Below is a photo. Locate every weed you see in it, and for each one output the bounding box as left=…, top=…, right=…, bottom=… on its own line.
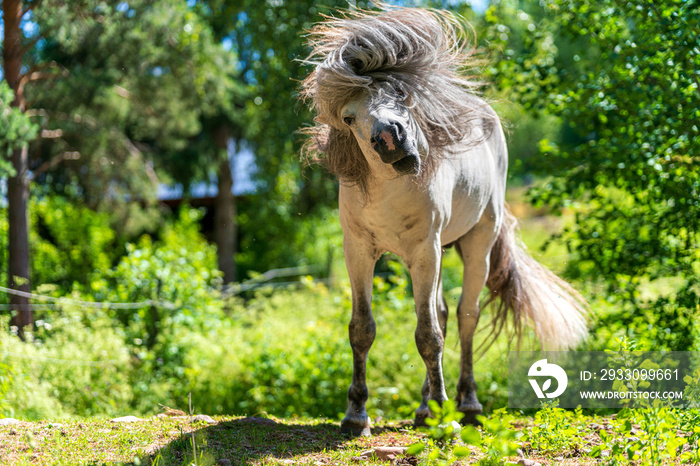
left=523, top=401, right=581, bottom=455
left=407, top=402, right=520, bottom=465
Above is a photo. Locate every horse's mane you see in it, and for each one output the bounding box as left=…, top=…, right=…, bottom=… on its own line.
left=301, top=6, right=496, bottom=194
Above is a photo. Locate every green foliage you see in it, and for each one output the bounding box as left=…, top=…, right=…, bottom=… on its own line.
left=0, top=359, right=12, bottom=417
left=407, top=400, right=465, bottom=464
left=591, top=406, right=689, bottom=465
left=30, top=196, right=117, bottom=290
left=467, top=410, right=521, bottom=466
left=407, top=402, right=520, bottom=465
left=0, top=195, right=118, bottom=300
left=0, top=81, right=38, bottom=177
left=24, top=0, right=242, bottom=233
left=523, top=401, right=581, bottom=454
left=0, top=312, right=132, bottom=420
left=487, top=0, right=699, bottom=349
left=94, top=208, right=224, bottom=412
left=0, top=82, right=36, bottom=178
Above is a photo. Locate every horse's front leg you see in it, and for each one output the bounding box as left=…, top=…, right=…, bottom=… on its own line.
left=340, top=237, right=377, bottom=437
left=409, top=241, right=448, bottom=426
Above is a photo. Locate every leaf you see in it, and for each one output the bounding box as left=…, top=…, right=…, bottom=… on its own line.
left=453, top=445, right=471, bottom=457
left=406, top=442, right=426, bottom=455
left=461, top=425, right=482, bottom=445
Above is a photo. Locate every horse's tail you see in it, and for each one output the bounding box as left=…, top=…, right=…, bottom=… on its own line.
left=484, top=209, right=588, bottom=350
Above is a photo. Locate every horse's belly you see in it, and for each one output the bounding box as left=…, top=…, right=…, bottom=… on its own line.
left=440, top=195, right=488, bottom=246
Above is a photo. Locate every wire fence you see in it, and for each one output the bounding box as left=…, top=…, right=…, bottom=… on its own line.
left=0, top=264, right=331, bottom=313
left=0, top=351, right=121, bottom=367
left=0, top=265, right=333, bottom=368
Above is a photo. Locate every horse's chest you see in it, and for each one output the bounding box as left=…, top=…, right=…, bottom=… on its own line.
left=340, top=193, right=441, bottom=258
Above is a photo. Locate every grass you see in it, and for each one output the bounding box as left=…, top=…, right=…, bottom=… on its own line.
left=0, top=412, right=603, bottom=465
left=5, top=407, right=698, bottom=465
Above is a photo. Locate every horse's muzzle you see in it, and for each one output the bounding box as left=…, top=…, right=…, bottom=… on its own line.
left=371, top=121, right=421, bottom=175
left=392, top=154, right=421, bottom=175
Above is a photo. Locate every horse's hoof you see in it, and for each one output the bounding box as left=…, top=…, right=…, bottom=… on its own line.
left=414, top=407, right=431, bottom=428
left=340, top=418, right=371, bottom=437
left=459, top=402, right=483, bottom=426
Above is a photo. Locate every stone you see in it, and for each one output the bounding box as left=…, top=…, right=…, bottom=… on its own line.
left=191, top=414, right=216, bottom=425
left=111, top=416, right=143, bottom=423
left=0, top=418, right=19, bottom=426
left=359, top=447, right=408, bottom=461
left=517, top=460, right=542, bottom=466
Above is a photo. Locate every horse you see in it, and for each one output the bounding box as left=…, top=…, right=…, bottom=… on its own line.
left=301, top=6, right=587, bottom=436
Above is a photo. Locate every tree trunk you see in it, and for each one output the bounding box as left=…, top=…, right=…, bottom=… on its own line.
left=3, top=0, right=33, bottom=339
left=213, top=125, right=236, bottom=284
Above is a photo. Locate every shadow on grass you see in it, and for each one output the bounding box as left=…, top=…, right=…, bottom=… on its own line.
left=139, top=417, right=364, bottom=465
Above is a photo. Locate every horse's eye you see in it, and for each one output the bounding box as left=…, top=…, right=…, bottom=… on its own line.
left=396, top=87, right=406, bottom=98
left=343, top=116, right=355, bottom=126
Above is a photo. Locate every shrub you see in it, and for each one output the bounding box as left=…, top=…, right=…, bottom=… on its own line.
left=0, top=312, right=132, bottom=420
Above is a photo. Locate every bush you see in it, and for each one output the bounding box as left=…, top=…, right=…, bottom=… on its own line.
left=0, top=195, right=118, bottom=300
left=0, top=311, right=132, bottom=420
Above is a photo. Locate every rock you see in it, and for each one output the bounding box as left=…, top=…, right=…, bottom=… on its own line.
left=360, top=447, right=408, bottom=461
left=111, top=416, right=143, bottom=423
left=517, top=460, right=542, bottom=466
left=9, top=428, right=18, bottom=436
left=159, top=405, right=187, bottom=417
left=49, top=423, right=63, bottom=429
left=516, top=448, right=525, bottom=458
left=0, top=418, right=19, bottom=426
left=191, top=414, right=216, bottom=425
left=216, top=460, right=231, bottom=466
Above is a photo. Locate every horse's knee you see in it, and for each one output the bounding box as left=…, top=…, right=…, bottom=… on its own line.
left=348, top=316, right=376, bottom=353
left=414, top=326, right=444, bottom=360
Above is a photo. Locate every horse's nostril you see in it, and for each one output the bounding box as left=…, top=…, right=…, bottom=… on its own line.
left=393, top=122, right=405, bottom=140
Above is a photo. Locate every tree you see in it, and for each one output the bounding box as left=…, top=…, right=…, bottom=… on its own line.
left=2, top=0, right=37, bottom=337
left=194, top=0, right=350, bottom=278
left=1, top=0, right=240, bottom=334
left=491, top=0, right=699, bottom=348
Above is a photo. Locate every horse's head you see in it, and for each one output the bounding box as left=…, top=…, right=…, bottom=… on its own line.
left=302, top=7, right=496, bottom=194
left=339, top=85, right=428, bottom=179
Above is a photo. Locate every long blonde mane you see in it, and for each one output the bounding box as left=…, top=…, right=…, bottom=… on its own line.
left=301, top=6, right=496, bottom=193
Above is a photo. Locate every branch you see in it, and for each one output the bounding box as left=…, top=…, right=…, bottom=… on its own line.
left=119, top=133, right=160, bottom=186
left=18, top=62, right=67, bottom=96
left=21, top=0, right=44, bottom=17
left=31, top=151, right=81, bottom=178
left=40, top=128, right=63, bottom=139
left=25, top=108, right=99, bottom=129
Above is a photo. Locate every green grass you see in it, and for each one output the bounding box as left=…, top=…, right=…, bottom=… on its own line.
left=0, top=412, right=581, bottom=465
left=3, top=406, right=698, bottom=465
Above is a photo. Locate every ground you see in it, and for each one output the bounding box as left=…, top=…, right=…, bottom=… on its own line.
left=0, top=413, right=609, bottom=466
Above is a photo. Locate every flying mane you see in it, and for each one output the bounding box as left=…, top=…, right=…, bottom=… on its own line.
left=301, top=6, right=496, bottom=194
